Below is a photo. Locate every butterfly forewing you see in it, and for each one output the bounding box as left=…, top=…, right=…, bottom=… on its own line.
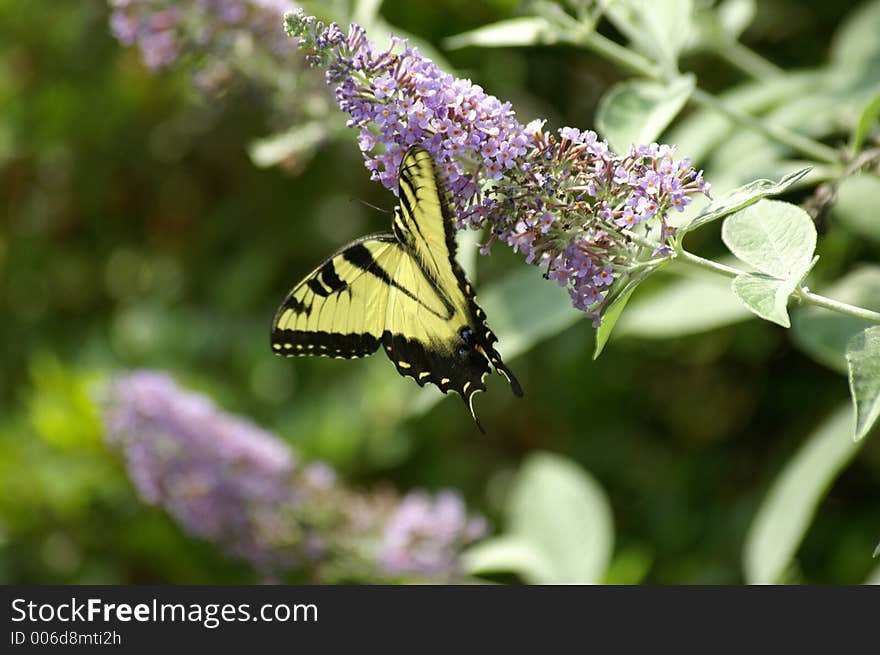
left=271, top=235, right=400, bottom=359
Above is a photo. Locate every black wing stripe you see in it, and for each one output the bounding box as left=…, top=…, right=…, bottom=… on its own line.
left=320, top=262, right=347, bottom=293
left=286, top=297, right=312, bottom=317
left=306, top=278, right=332, bottom=297
left=272, top=328, right=380, bottom=358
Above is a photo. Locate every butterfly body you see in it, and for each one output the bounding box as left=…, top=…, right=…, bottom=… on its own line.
left=271, top=146, right=521, bottom=431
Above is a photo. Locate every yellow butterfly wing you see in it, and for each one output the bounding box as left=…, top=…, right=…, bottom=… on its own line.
left=271, top=145, right=521, bottom=431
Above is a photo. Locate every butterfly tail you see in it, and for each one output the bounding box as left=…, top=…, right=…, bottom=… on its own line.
left=463, top=389, right=487, bottom=434
left=484, top=346, right=523, bottom=397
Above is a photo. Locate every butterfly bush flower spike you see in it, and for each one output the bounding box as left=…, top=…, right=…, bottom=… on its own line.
left=110, top=1, right=298, bottom=73
left=285, top=11, right=711, bottom=324
left=103, top=371, right=484, bottom=582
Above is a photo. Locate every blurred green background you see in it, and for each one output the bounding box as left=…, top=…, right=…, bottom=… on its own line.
left=1, top=0, right=878, bottom=584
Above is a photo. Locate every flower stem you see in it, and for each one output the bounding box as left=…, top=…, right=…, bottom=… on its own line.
left=690, top=89, right=840, bottom=164
left=674, top=247, right=741, bottom=279
left=565, top=29, right=840, bottom=165
left=566, top=29, right=660, bottom=78
left=713, top=40, right=784, bottom=81
left=795, top=289, right=880, bottom=323
left=675, top=247, right=880, bottom=324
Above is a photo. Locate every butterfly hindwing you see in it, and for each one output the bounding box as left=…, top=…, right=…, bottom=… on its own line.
left=271, top=145, right=522, bottom=431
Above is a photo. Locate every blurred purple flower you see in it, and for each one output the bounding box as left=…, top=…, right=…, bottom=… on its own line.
left=103, top=371, right=303, bottom=573
left=379, top=491, right=486, bottom=577
left=102, top=371, right=485, bottom=581
left=108, top=0, right=297, bottom=70
left=285, top=11, right=712, bottom=325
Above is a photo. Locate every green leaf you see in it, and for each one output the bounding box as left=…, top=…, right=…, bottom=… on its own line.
left=606, top=0, right=694, bottom=69
left=721, top=200, right=816, bottom=280
left=682, top=168, right=810, bottom=236
left=850, top=92, right=880, bottom=153
left=594, top=266, right=657, bottom=358
left=717, top=0, right=756, bottom=39
left=691, top=0, right=754, bottom=50
left=444, top=17, right=556, bottom=50
left=507, top=452, right=614, bottom=584
left=27, top=353, right=103, bottom=451
left=833, top=173, right=880, bottom=244
left=792, top=266, right=880, bottom=373
left=596, top=75, right=695, bottom=154
left=602, top=545, right=653, bottom=585
left=351, top=0, right=383, bottom=29
left=830, top=0, right=880, bottom=67
left=731, top=273, right=794, bottom=327
left=248, top=122, right=328, bottom=169
left=867, top=560, right=880, bottom=584
left=616, top=267, right=752, bottom=338
left=846, top=326, right=880, bottom=441
left=743, top=405, right=864, bottom=584
left=462, top=536, right=550, bottom=582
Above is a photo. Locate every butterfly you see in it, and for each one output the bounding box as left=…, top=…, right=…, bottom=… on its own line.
left=270, top=145, right=522, bottom=432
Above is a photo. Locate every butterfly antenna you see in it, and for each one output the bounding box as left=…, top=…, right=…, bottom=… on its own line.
left=351, top=197, right=393, bottom=215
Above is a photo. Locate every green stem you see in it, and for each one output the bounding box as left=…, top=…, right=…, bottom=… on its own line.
left=674, top=247, right=880, bottom=323
left=690, top=89, right=840, bottom=164
left=566, top=29, right=660, bottom=78
left=795, top=289, right=880, bottom=323
left=566, top=30, right=840, bottom=165
left=714, top=40, right=784, bottom=81
left=674, top=248, right=741, bottom=279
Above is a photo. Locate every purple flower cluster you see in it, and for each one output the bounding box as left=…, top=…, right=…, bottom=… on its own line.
left=379, top=491, right=486, bottom=577
left=285, top=11, right=530, bottom=224
left=103, top=370, right=305, bottom=573
left=285, top=12, right=712, bottom=324
left=493, top=130, right=711, bottom=321
left=102, top=371, right=485, bottom=581
left=109, top=0, right=296, bottom=74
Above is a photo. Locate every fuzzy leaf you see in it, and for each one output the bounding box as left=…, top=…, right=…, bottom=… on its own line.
left=606, top=0, right=694, bottom=69
left=792, top=266, right=880, bottom=373
left=830, top=0, right=880, bottom=67
left=717, top=0, right=756, bottom=38
left=444, top=17, right=556, bottom=49
left=731, top=273, right=794, bottom=327
left=743, top=405, right=863, bottom=584
left=721, top=200, right=816, bottom=280
left=846, top=326, right=880, bottom=441
left=506, top=452, right=614, bottom=584
left=462, top=536, right=551, bottom=582
left=594, top=266, right=658, bottom=358
left=833, top=174, right=880, bottom=244
left=597, top=75, right=695, bottom=154
left=682, top=168, right=810, bottom=236
left=850, top=92, right=880, bottom=153
left=248, top=122, right=327, bottom=168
